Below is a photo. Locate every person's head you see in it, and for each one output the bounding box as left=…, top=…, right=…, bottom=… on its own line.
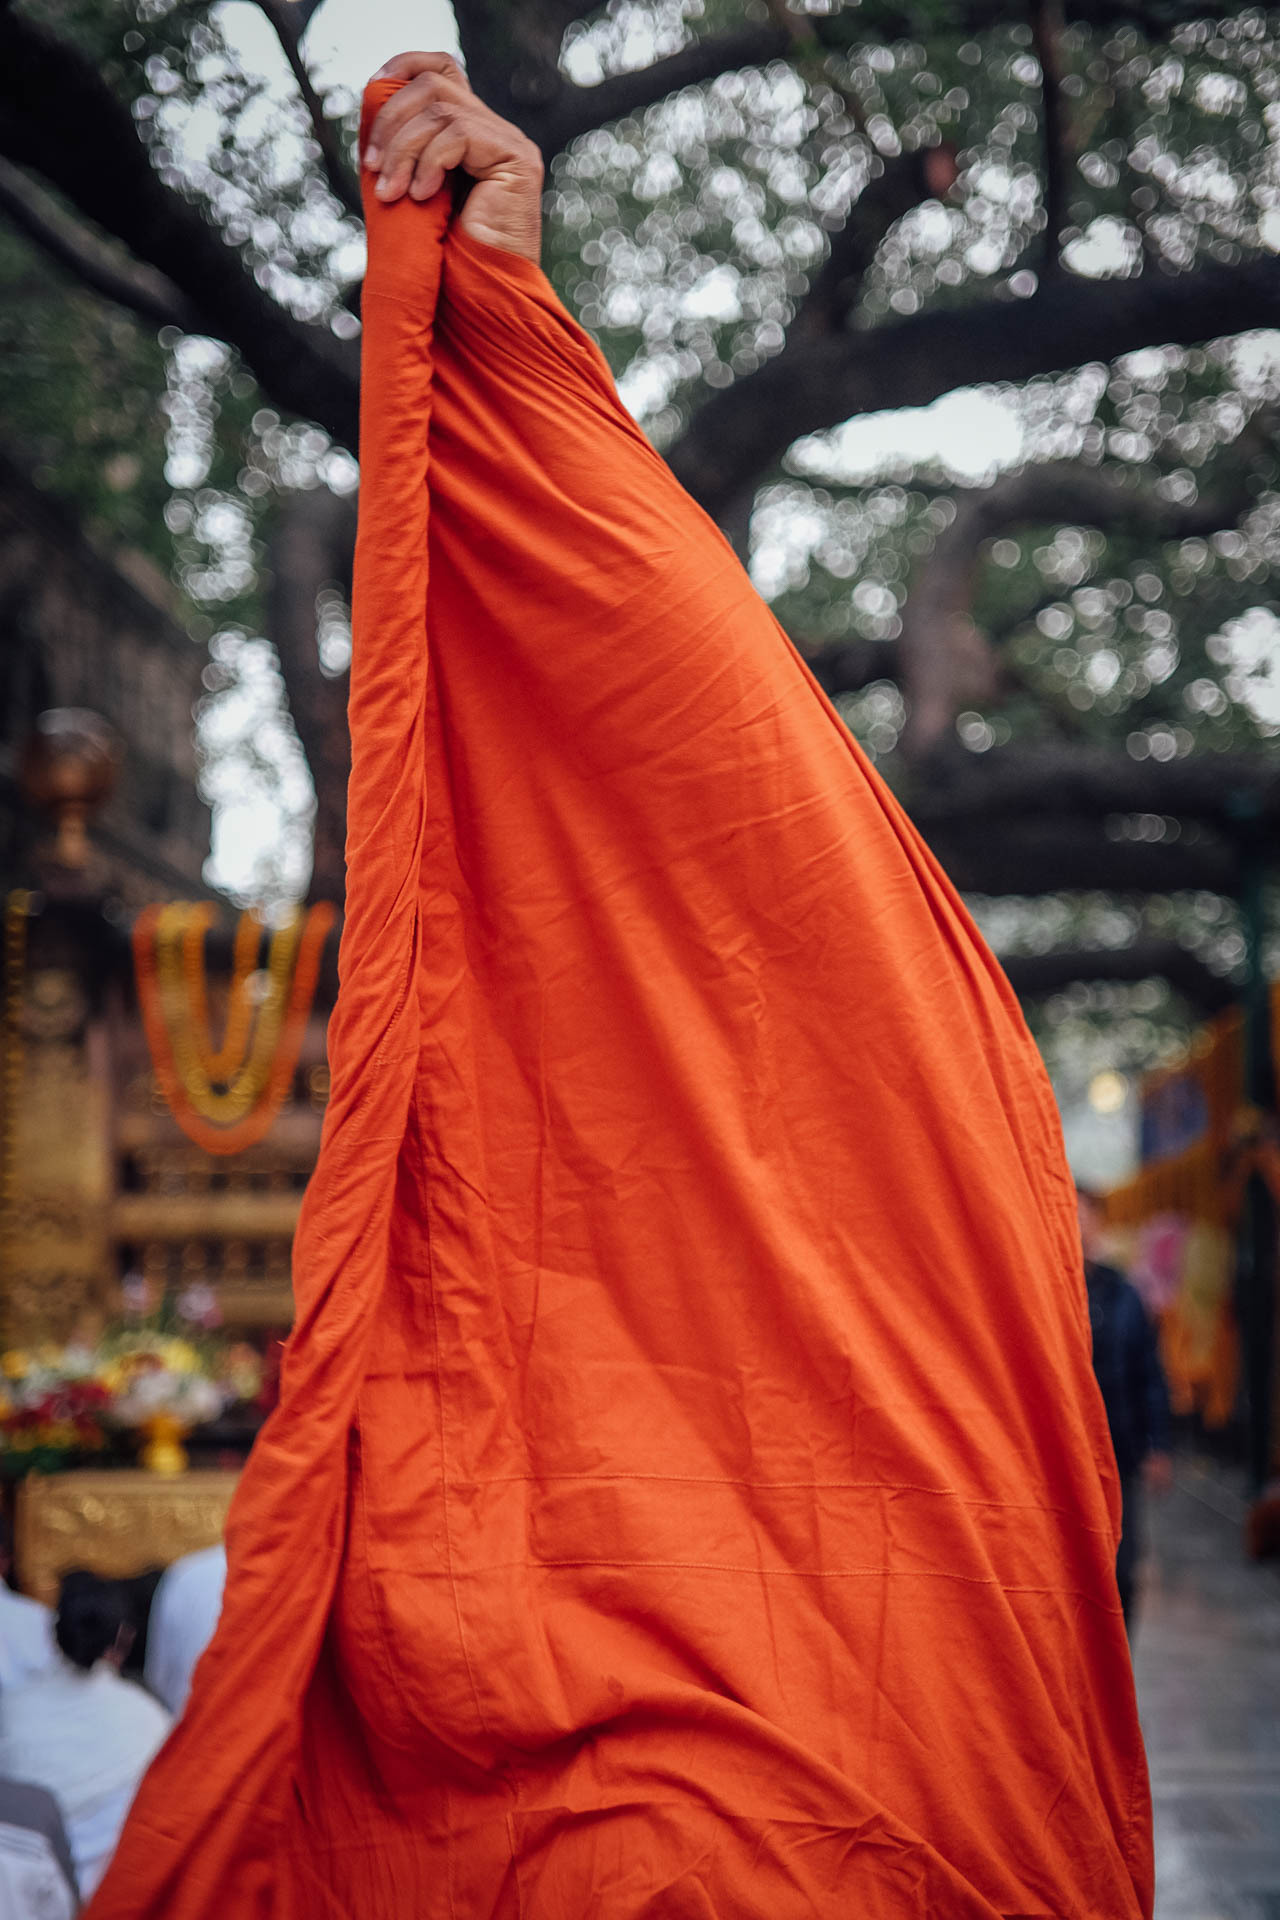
left=1075, top=1186, right=1106, bottom=1262
left=55, top=1571, right=134, bottom=1673
left=0, top=1513, right=12, bottom=1586
left=116, top=1568, right=164, bottom=1677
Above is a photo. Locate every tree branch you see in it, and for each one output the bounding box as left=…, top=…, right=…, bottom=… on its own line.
left=895, top=424, right=1275, bottom=760
left=1030, top=0, right=1068, bottom=277
left=512, top=0, right=1247, bottom=157
left=265, top=488, right=356, bottom=904
left=531, top=26, right=791, bottom=155
left=999, top=938, right=1235, bottom=1013
left=925, top=816, right=1240, bottom=896
left=799, top=636, right=902, bottom=697
left=712, top=145, right=960, bottom=540
left=900, top=739, right=1278, bottom=897
left=254, top=0, right=362, bottom=219
left=794, top=146, right=960, bottom=340
left=666, top=252, right=1280, bottom=523
left=0, top=156, right=196, bottom=332
left=805, top=0, right=1256, bottom=46
left=910, top=743, right=1280, bottom=831
left=0, top=4, right=360, bottom=448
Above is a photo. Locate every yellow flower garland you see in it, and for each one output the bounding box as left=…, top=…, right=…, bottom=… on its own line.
left=133, top=900, right=335, bottom=1156
left=179, top=902, right=264, bottom=1083
left=1, top=891, right=30, bottom=1292
left=152, top=903, right=303, bottom=1124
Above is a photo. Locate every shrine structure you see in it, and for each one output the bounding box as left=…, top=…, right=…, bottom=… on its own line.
left=0, top=455, right=335, bottom=1589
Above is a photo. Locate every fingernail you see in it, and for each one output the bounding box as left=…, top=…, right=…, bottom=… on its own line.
left=363, top=145, right=380, bottom=169
left=375, top=176, right=394, bottom=198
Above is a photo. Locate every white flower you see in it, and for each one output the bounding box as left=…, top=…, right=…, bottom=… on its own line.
left=114, top=1370, right=224, bottom=1426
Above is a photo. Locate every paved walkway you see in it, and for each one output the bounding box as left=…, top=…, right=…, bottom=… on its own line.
left=1134, top=1458, right=1280, bottom=1920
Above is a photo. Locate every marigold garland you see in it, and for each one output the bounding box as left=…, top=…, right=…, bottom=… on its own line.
left=1, top=892, right=30, bottom=1289
left=181, top=901, right=264, bottom=1082
left=133, top=900, right=335, bottom=1156
left=154, top=902, right=300, bottom=1122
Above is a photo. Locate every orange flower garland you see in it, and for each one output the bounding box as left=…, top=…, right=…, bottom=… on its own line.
left=133, top=901, right=335, bottom=1156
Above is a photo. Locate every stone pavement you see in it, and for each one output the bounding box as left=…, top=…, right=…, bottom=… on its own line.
left=1133, top=1458, right=1280, bottom=1920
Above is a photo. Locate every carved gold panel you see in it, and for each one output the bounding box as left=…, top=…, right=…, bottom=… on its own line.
left=15, top=1469, right=238, bottom=1606
left=3, top=970, right=113, bottom=1345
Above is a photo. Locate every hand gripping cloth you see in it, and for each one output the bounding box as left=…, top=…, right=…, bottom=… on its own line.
left=86, top=79, right=1153, bottom=1920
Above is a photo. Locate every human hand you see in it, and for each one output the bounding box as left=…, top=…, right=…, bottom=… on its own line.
left=362, top=53, right=543, bottom=263
left=1143, top=1451, right=1174, bottom=1495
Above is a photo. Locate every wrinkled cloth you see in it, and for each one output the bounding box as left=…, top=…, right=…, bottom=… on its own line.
left=87, top=78, right=1153, bottom=1920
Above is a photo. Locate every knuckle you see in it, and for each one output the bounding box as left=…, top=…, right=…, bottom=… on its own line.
left=374, top=98, right=412, bottom=140
left=421, top=84, right=457, bottom=122
left=396, top=111, right=439, bottom=150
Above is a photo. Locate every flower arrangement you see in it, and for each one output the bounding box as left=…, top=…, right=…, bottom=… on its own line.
left=0, top=1313, right=267, bottom=1476
left=0, top=1354, right=113, bottom=1475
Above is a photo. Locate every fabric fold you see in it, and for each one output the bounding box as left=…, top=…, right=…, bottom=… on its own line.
left=88, top=76, right=1152, bottom=1920
left=86, top=81, right=448, bottom=1919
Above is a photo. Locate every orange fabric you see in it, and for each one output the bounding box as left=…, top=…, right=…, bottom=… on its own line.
left=87, top=80, right=1151, bottom=1920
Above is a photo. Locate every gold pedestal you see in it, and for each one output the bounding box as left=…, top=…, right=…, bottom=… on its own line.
left=15, top=1469, right=237, bottom=1606
left=138, top=1413, right=190, bottom=1475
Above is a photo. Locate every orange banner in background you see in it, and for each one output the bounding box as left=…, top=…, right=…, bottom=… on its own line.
left=1105, top=984, right=1280, bottom=1427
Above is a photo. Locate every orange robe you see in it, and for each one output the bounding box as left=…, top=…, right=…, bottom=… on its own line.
left=87, top=79, right=1152, bottom=1920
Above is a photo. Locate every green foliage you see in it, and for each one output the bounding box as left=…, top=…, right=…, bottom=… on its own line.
left=758, top=337, right=1280, bottom=770
left=4, top=0, right=363, bottom=898
left=542, top=3, right=1280, bottom=790
left=0, top=224, right=171, bottom=568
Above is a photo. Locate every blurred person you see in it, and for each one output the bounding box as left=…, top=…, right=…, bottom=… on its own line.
left=0, top=1777, right=79, bottom=1917
left=1077, top=1186, right=1174, bottom=1628
left=112, top=1570, right=164, bottom=1686
left=143, top=1545, right=225, bottom=1716
left=0, top=1517, right=56, bottom=1690
left=1246, top=1478, right=1280, bottom=1560
left=0, top=1573, right=170, bottom=1899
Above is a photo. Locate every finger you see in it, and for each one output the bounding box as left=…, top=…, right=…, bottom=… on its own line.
left=365, top=73, right=469, bottom=169
left=374, top=106, right=455, bottom=201
left=364, top=69, right=471, bottom=172
left=409, top=125, right=468, bottom=201
left=371, top=49, right=467, bottom=87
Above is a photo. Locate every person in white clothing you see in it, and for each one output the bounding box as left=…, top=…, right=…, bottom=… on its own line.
left=0, top=1518, right=56, bottom=1691
left=0, top=1573, right=171, bottom=1900
left=142, top=1543, right=226, bottom=1716
left=0, top=1777, right=79, bottom=1917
